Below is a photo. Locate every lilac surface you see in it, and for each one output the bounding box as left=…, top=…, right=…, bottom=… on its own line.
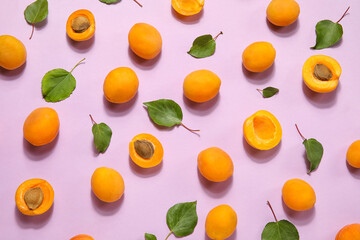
left=1, top=0, right=360, bottom=239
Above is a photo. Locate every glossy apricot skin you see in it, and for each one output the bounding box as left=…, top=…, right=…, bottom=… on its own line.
left=282, top=178, right=316, bottom=211
left=129, top=133, right=164, bottom=168
left=205, top=205, right=237, bottom=240
left=243, top=110, right=282, bottom=150
left=0, top=35, right=26, bottom=70
left=103, top=67, right=139, bottom=103
left=242, top=42, right=276, bottom=72
left=336, top=223, right=360, bottom=240
left=15, top=178, right=54, bottom=216
left=346, top=140, right=360, bottom=168
left=183, top=70, right=221, bottom=103
left=128, top=23, right=162, bottom=60
left=91, top=167, right=124, bottom=203
left=266, top=0, right=300, bottom=27
left=198, top=147, right=233, bottom=182
left=171, top=0, right=204, bottom=16
left=23, top=107, right=60, bottom=146
left=303, top=55, right=341, bottom=93
left=66, top=9, right=95, bottom=41
left=70, top=234, right=95, bottom=240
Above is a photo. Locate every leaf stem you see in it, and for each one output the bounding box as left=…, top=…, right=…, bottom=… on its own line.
left=164, top=231, right=172, bottom=240
left=89, top=114, right=97, bottom=125
left=256, top=89, right=263, bottom=97
left=295, top=124, right=306, bottom=141
left=70, top=58, right=86, bottom=73
left=133, top=0, right=143, bottom=7
left=267, top=201, right=278, bottom=222
left=181, top=122, right=200, bottom=133
left=214, top=31, right=223, bottom=41
left=336, top=6, right=350, bottom=23
left=29, top=24, right=35, bottom=40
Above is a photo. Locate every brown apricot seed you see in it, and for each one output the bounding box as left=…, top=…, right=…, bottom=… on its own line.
left=24, top=187, right=44, bottom=210
left=71, top=16, right=90, bottom=33
left=134, top=140, right=154, bottom=159
left=313, top=64, right=332, bottom=81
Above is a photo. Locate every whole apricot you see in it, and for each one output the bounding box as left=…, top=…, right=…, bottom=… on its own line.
left=0, top=35, right=27, bottom=70
left=336, top=223, right=360, bottom=240
left=70, top=234, right=95, bottom=240
left=198, top=147, right=233, bottom=182
left=346, top=140, right=360, bottom=168
left=91, top=167, right=124, bottom=203
left=23, top=107, right=60, bottom=146
left=128, top=23, right=162, bottom=60
left=242, top=42, right=276, bottom=72
left=171, top=0, right=204, bottom=16
left=183, top=70, right=221, bottom=103
left=266, top=0, right=300, bottom=27
left=205, top=204, right=237, bottom=240
left=103, top=67, right=139, bottom=103
left=282, top=178, right=316, bottom=211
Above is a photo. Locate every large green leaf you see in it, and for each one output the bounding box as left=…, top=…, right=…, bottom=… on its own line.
left=166, top=201, right=198, bottom=237
left=145, top=233, right=157, bottom=240
left=303, top=138, right=324, bottom=173
left=24, top=0, right=48, bottom=24
left=92, top=123, right=112, bottom=153
left=261, top=220, right=299, bottom=240
left=188, top=34, right=216, bottom=58
left=41, top=69, right=76, bottom=102
left=143, top=99, right=183, bottom=127
left=311, top=20, right=343, bottom=49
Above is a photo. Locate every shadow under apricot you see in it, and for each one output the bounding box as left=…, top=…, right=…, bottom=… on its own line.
left=103, top=93, right=138, bottom=117
left=282, top=198, right=316, bottom=226
left=242, top=63, right=275, bottom=85
left=15, top=204, right=53, bottom=229
left=205, top=229, right=237, bottom=240
left=242, top=137, right=281, bottom=164
left=197, top=169, right=233, bottom=198
left=0, top=62, right=26, bottom=81
left=183, top=94, right=220, bottom=116
left=66, top=34, right=95, bottom=53
left=128, top=47, right=161, bottom=70
left=90, top=190, right=124, bottom=216
left=171, top=7, right=204, bottom=25
left=302, top=81, right=339, bottom=108
left=22, top=134, right=59, bottom=161
left=128, top=156, right=163, bottom=178
left=346, top=161, right=360, bottom=179
left=266, top=18, right=299, bottom=37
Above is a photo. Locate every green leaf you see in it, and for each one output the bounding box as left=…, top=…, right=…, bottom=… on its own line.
left=188, top=34, right=216, bottom=58
left=99, top=0, right=120, bottom=4
left=303, top=138, right=324, bottom=173
left=24, top=0, right=48, bottom=24
left=145, top=233, right=157, bottom=240
left=261, top=220, right=299, bottom=240
left=311, top=20, right=343, bottom=49
left=143, top=99, right=183, bottom=127
left=259, top=87, right=279, bottom=98
left=92, top=122, right=112, bottom=153
left=166, top=201, right=198, bottom=237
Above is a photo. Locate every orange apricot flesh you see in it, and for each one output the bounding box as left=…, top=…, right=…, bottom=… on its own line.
left=171, top=0, right=205, bottom=16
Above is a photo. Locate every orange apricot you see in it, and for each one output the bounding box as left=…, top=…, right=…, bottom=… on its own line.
left=183, top=70, right=221, bottom=103
left=242, top=41, right=276, bottom=72
left=302, top=55, right=341, bottom=93
left=128, top=23, right=162, bottom=60
left=198, top=147, right=233, bottom=182
left=129, top=133, right=164, bottom=168
left=266, top=0, right=300, bottom=27
left=23, top=107, right=60, bottom=146
left=282, top=178, right=316, bottom=211
left=70, top=234, right=95, bottom=240
left=66, top=9, right=95, bottom=41
left=91, top=167, right=124, bottom=203
left=15, top=178, right=54, bottom=216
left=336, top=223, right=360, bottom=240
left=0, top=35, right=27, bottom=70
left=205, top=204, right=237, bottom=240
left=171, top=0, right=204, bottom=16
left=243, top=110, right=282, bottom=150
left=346, top=140, right=360, bottom=168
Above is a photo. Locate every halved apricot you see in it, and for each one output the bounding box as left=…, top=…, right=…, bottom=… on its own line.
left=129, top=133, right=164, bottom=168
left=66, top=9, right=95, bottom=41
left=243, top=110, right=282, bottom=150
left=303, top=55, right=341, bottom=93
left=15, top=178, right=54, bottom=216
left=171, top=0, right=205, bottom=16
left=70, top=234, right=95, bottom=240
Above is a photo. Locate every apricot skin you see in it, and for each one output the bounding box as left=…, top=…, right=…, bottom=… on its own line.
left=266, top=0, right=300, bottom=27
left=171, top=0, right=204, bottom=16
left=0, top=35, right=26, bottom=70
left=23, top=107, right=60, bottom=146
left=70, top=234, right=95, bottom=240
left=66, top=9, right=95, bottom=41
left=91, top=167, right=124, bottom=203
left=282, top=178, right=316, bottom=211
left=336, top=223, right=360, bottom=240
left=346, top=140, right=360, bottom=168
left=205, top=205, right=237, bottom=240
left=128, top=23, right=162, bottom=60
left=242, top=42, right=276, bottom=72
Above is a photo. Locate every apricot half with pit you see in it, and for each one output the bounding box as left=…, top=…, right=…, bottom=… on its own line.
left=282, top=178, right=316, bottom=211
left=303, top=55, right=341, bottom=93
left=66, top=9, right=95, bottom=41
left=336, top=223, right=360, bottom=240
left=0, top=35, right=27, bottom=70
left=171, top=0, right=205, bottom=16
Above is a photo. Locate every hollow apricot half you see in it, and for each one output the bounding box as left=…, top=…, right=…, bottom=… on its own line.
left=129, top=133, right=164, bottom=168
left=15, top=178, right=54, bottom=216
left=70, top=234, right=95, bottom=240
left=171, top=0, right=205, bottom=16
left=243, top=110, right=282, bottom=150
left=66, top=9, right=95, bottom=41
left=303, top=55, right=341, bottom=93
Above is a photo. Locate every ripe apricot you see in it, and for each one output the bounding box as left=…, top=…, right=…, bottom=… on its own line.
left=70, top=234, right=95, bottom=240
left=15, top=178, right=54, bottom=216
left=128, top=23, right=162, bottom=60
left=23, top=107, right=60, bottom=146
left=205, top=204, right=237, bottom=240
left=91, top=167, right=124, bottom=203
left=336, top=223, right=360, bottom=240
left=183, top=70, right=221, bottom=103
left=243, top=110, right=282, bottom=150
left=242, top=42, right=276, bottom=72
left=171, top=0, right=204, bottom=16
left=282, top=178, right=316, bottom=211
left=103, top=67, right=139, bottom=104
left=129, top=133, right=164, bottom=168
left=198, top=147, right=233, bottom=182
left=66, top=9, right=95, bottom=41
left=346, top=140, right=360, bottom=168
left=0, top=35, right=27, bottom=70
left=303, top=55, right=341, bottom=93
left=266, top=0, right=300, bottom=27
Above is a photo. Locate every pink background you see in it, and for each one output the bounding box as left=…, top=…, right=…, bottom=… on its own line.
left=1, top=0, right=360, bottom=239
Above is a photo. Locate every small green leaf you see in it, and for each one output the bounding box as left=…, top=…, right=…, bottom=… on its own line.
left=303, top=138, right=324, bottom=173
left=92, top=121, right=112, bottom=153
left=24, top=0, right=48, bottom=24
left=259, top=87, right=279, bottom=98
left=166, top=201, right=198, bottom=237
left=143, top=99, right=183, bottom=127
left=145, top=233, right=157, bottom=240
left=261, top=220, right=299, bottom=240
left=188, top=32, right=222, bottom=58
left=99, top=0, right=120, bottom=4
left=311, top=20, right=343, bottom=49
